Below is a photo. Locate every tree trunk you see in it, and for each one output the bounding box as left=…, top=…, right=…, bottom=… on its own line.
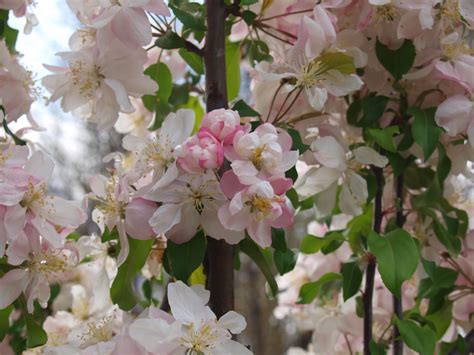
left=203, top=0, right=234, bottom=318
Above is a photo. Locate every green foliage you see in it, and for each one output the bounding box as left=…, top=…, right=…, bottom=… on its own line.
left=375, top=39, right=416, bottom=81
left=155, top=31, right=185, bottom=49
left=409, top=107, right=442, bottom=160
left=368, top=229, right=419, bottom=297
left=367, top=126, right=400, bottom=152
left=287, top=128, right=309, bottom=154
left=0, top=305, right=12, bottom=341
left=111, top=238, right=154, bottom=311
left=297, top=273, right=342, bottom=304
left=232, top=99, right=260, bottom=117
left=166, top=230, right=207, bottom=282
left=226, top=41, right=241, bottom=101
left=300, top=231, right=345, bottom=255
left=178, top=48, right=204, bottom=74
left=246, top=39, right=272, bottom=65
left=347, top=95, right=389, bottom=128
left=169, top=3, right=206, bottom=31
left=369, top=341, right=388, bottom=355
left=239, top=237, right=278, bottom=298
left=341, top=261, right=363, bottom=301
left=346, top=205, right=373, bottom=254
left=317, top=52, right=356, bottom=74
left=0, top=10, right=18, bottom=52
left=396, top=319, right=436, bottom=355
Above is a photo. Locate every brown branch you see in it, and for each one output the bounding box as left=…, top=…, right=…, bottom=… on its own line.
left=203, top=0, right=234, bottom=318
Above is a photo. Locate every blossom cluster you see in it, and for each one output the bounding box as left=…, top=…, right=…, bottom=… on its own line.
left=42, top=0, right=170, bottom=129
left=0, top=143, right=86, bottom=312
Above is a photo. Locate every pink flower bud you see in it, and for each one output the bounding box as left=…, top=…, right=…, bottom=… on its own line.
left=176, top=130, right=224, bottom=174
left=201, top=109, right=245, bottom=144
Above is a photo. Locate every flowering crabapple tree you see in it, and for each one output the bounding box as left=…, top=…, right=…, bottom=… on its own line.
left=0, top=0, right=473, bottom=354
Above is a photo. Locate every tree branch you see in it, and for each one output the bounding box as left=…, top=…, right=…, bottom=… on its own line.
left=203, top=0, right=234, bottom=318
left=364, top=162, right=384, bottom=354
left=393, top=173, right=404, bottom=355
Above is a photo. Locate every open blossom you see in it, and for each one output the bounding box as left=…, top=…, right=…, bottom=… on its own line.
left=219, top=173, right=293, bottom=247
left=148, top=171, right=245, bottom=244
left=89, top=171, right=156, bottom=266
left=200, top=108, right=249, bottom=145
left=42, top=41, right=156, bottom=129
left=295, top=135, right=388, bottom=216
left=0, top=239, right=78, bottom=313
left=256, top=6, right=363, bottom=111
left=0, top=40, right=35, bottom=121
left=176, top=129, right=224, bottom=174
left=435, top=55, right=474, bottom=147
left=228, top=123, right=298, bottom=185
left=0, top=149, right=86, bottom=252
left=90, top=0, right=170, bottom=47
left=122, top=109, right=195, bottom=191
left=129, top=281, right=252, bottom=354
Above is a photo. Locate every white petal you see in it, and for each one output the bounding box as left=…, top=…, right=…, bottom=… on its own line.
left=149, top=203, right=182, bottom=235
left=162, top=109, right=196, bottom=146
left=168, top=281, right=210, bottom=325
left=128, top=318, right=181, bottom=353
left=218, top=311, right=247, bottom=334
left=295, top=166, right=341, bottom=198
left=311, top=136, right=347, bottom=170
left=353, top=146, right=388, bottom=167
left=0, top=269, right=30, bottom=310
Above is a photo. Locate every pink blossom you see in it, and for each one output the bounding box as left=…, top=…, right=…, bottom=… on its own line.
left=0, top=239, right=78, bottom=313
left=200, top=108, right=249, bottom=145
left=176, top=130, right=224, bottom=174
left=218, top=176, right=293, bottom=248
left=227, top=123, right=299, bottom=185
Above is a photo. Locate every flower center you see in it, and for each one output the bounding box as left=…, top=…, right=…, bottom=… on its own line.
left=247, top=195, right=275, bottom=220
left=22, top=181, right=51, bottom=209
left=440, top=0, right=461, bottom=23
left=186, top=180, right=217, bottom=213
left=80, top=315, right=115, bottom=347
left=70, top=60, right=104, bottom=99
left=251, top=145, right=266, bottom=170
left=375, top=4, right=399, bottom=23
left=442, top=40, right=474, bottom=60
left=143, top=136, right=174, bottom=169
left=29, top=250, right=69, bottom=281
left=180, top=321, right=224, bottom=354
left=94, top=178, right=127, bottom=220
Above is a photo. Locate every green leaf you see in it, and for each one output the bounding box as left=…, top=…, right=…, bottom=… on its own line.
left=271, top=228, right=287, bottom=251
left=0, top=305, right=13, bottom=341
left=433, top=220, right=461, bottom=255
left=24, top=314, right=47, bottom=349
left=287, top=128, right=309, bottom=154
left=300, top=232, right=345, bottom=254
left=169, top=4, right=206, bottom=31
left=347, top=95, right=389, bottom=128
left=368, top=229, right=419, bottom=297
left=396, top=319, right=436, bottom=355
left=232, top=99, right=260, bottom=117
left=248, top=40, right=272, bottom=65
left=0, top=10, right=18, bottom=52
left=297, top=273, right=342, bottom=304
left=317, top=52, right=356, bottom=74
left=368, top=126, right=400, bottom=152
left=166, top=230, right=207, bottom=282
left=178, top=48, right=204, bottom=75
left=274, top=248, right=298, bottom=275
left=239, top=237, right=278, bottom=297
left=226, top=41, right=241, bottom=101
left=346, top=205, right=373, bottom=254
left=425, top=301, right=453, bottom=339
left=375, top=39, right=416, bottom=81
left=155, top=31, right=185, bottom=49
left=341, top=261, right=363, bottom=301
left=241, top=10, right=257, bottom=25
left=409, top=107, right=442, bottom=160
left=369, top=341, right=388, bottom=355
left=111, top=238, right=154, bottom=311
left=241, top=0, right=259, bottom=5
